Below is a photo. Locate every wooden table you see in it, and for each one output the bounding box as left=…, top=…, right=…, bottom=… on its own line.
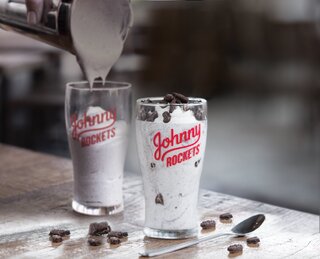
left=0, top=144, right=319, bottom=258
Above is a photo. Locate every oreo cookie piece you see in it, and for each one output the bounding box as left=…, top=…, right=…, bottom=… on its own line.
left=89, top=222, right=111, bottom=236
left=194, top=108, right=205, bottom=121
left=247, top=236, right=260, bottom=245
left=164, top=94, right=174, bottom=103
left=172, top=92, right=189, bottom=103
left=227, top=244, right=243, bottom=254
left=146, top=111, right=158, bottom=122
left=49, top=229, right=70, bottom=237
left=175, top=98, right=182, bottom=104
left=194, top=159, right=201, bottom=167
left=155, top=193, right=164, bottom=205
left=169, top=99, right=177, bottom=113
left=159, top=99, right=168, bottom=108
left=138, top=108, right=147, bottom=121
left=219, top=213, right=233, bottom=221
left=200, top=220, right=216, bottom=229
left=162, top=111, right=171, bottom=123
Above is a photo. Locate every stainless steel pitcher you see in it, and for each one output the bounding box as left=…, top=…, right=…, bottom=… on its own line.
left=0, top=0, right=75, bottom=53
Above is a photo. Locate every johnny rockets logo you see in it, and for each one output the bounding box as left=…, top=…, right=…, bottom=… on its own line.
left=153, top=124, right=201, bottom=167
left=71, top=110, right=116, bottom=147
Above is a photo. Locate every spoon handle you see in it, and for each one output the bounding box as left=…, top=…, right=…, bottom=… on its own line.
left=140, top=232, right=234, bottom=257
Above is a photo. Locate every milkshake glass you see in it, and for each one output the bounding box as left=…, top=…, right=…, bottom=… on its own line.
left=136, top=97, right=207, bottom=239
left=65, top=81, right=131, bottom=216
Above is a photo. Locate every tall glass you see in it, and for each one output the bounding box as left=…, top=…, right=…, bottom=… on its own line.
left=136, top=97, right=207, bottom=239
left=65, top=81, right=131, bottom=216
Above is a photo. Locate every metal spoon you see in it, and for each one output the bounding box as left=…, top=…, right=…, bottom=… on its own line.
left=140, top=214, right=265, bottom=257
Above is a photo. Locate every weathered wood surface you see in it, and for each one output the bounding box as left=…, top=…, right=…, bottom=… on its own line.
left=0, top=144, right=319, bottom=258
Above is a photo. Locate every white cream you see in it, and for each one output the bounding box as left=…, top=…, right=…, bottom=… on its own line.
left=70, top=0, right=133, bottom=87
left=68, top=106, right=128, bottom=207
left=136, top=106, right=207, bottom=231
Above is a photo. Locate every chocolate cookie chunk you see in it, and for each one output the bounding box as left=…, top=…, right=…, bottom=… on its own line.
left=49, top=229, right=70, bottom=237
left=107, top=231, right=128, bottom=239
left=169, top=105, right=176, bottom=114
left=50, top=235, right=63, bottom=243
left=168, top=98, right=177, bottom=113
left=247, top=236, right=260, bottom=245
left=138, top=108, right=147, bottom=121
left=159, top=99, right=168, bottom=108
left=164, top=94, right=174, bottom=103
left=227, top=244, right=243, bottom=254
left=194, top=108, right=205, bottom=121
left=200, top=220, right=216, bottom=229
left=88, top=237, right=103, bottom=246
left=219, top=213, right=233, bottom=220
left=155, top=193, right=164, bottom=205
left=194, top=159, right=201, bottom=167
left=146, top=111, right=158, bottom=122
left=175, top=98, right=182, bottom=104
left=108, top=237, right=121, bottom=245
left=162, top=111, right=171, bottom=123
left=172, top=92, right=189, bottom=103
left=89, top=222, right=111, bottom=236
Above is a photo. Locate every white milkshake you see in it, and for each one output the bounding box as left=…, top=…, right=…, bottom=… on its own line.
left=136, top=97, right=207, bottom=239
left=68, top=106, right=128, bottom=211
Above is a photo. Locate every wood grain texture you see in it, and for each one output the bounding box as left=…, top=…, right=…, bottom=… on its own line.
left=0, top=144, right=319, bottom=258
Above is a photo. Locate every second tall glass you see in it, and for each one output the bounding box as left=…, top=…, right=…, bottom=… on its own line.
left=65, top=81, right=131, bottom=216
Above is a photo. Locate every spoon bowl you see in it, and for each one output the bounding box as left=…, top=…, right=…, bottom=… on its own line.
left=232, top=214, right=265, bottom=235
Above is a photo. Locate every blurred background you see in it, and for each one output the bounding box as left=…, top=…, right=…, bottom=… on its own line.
left=0, top=0, right=319, bottom=214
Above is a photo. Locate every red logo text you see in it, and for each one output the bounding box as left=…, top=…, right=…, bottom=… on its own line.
left=153, top=124, right=201, bottom=167
left=71, top=110, right=116, bottom=147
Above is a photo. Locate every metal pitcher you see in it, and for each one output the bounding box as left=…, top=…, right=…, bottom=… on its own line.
left=0, top=0, right=74, bottom=53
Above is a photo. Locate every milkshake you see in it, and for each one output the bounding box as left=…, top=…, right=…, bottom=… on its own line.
left=65, top=81, right=132, bottom=215
left=136, top=94, right=207, bottom=239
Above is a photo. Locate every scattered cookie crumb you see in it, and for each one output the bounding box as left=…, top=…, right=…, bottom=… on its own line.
left=155, top=193, right=164, bottom=205
left=247, top=236, right=260, bottom=245
left=227, top=244, right=243, bottom=254
left=200, top=220, right=216, bottom=229
left=89, top=222, right=111, bottom=236
left=220, top=213, right=233, bottom=221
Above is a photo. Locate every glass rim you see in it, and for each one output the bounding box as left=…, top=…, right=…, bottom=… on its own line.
left=66, top=80, right=131, bottom=91
left=136, top=97, right=207, bottom=107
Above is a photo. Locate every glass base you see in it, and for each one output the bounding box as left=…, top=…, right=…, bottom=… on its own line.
left=143, top=227, right=198, bottom=239
left=72, top=200, right=123, bottom=216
